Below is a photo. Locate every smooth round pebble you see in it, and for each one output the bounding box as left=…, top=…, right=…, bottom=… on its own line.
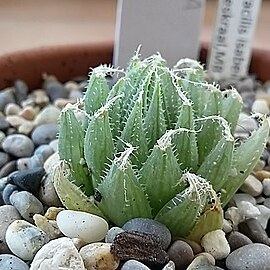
left=122, top=218, right=171, bottom=249
left=231, top=193, right=256, bottom=206
left=255, top=170, right=270, bottom=181
left=19, top=106, right=36, bottom=120
left=31, top=124, right=59, bottom=145
left=4, top=103, right=21, bottom=115
left=225, top=207, right=243, bottom=227
left=226, top=243, right=270, bottom=270
left=227, top=231, right=253, bottom=251
left=14, top=79, right=28, bottom=104
left=44, top=152, right=59, bottom=173
left=237, top=201, right=260, bottom=219
left=2, top=184, right=18, bottom=205
left=9, top=167, right=46, bottom=194
left=0, top=160, right=17, bottom=178
left=167, top=240, right=194, bottom=270
left=105, top=226, right=125, bottom=243
left=121, top=260, right=150, bottom=270
left=0, top=205, right=21, bottom=253
left=44, top=81, right=69, bottom=101
left=80, top=242, right=119, bottom=270
left=56, top=210, right=109, bottom=243
left=30, top=237, right=84, bottom=270
left=263, top=178, right=270, bottom=196
left=222, top=219, right=233, bottom=234
left=2, top=134, right=34, bottom=157
left=34, top=144, right=54, bottom=161
left=256, top=204, right=270, bottom=229
left=49, top=139, right=58, bottom=152
left=240, top=175, right=263, bottom=197
left=0, top=151, right=10, bottom=168
left=0, top=254, right=29, bottom=270
left=34, top=105, right=61, bottom=125
left=0, top=119, right=10, bottom=131
left=5, top=220, right=49, bottom=261
left=162, top=261, right=176, bottom=270
left=201, top=229, right=230, bottom=260
left=17, top=154, right=44, bottom=170
left=10, top=191, right=44, bottom=222
left=0, top=89, right=15, bottom=112
left=186, top=255, right=222, bottom=270
left=252, top=99, right=270, bottom=114
left=238, top=218, right=270, bottom=245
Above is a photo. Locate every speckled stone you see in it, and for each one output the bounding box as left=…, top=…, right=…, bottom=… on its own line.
left=2, top=134, right=34, bottom=157
left=10, top=191, right=44, bottom=222
left=30, top=237, right=85, bottom=270
left=31, top=124, right=59, bottom=146
left=0, top=205, right=21, bottom=253
left=0, top=254, right=29, bottom=270
left=226, top=243, right=270, bottom=270
left=5, top=220, right=49, bottom=261
left=79, top=242, right=119, bottom=270
left=122, top=218, right=172, bottom=250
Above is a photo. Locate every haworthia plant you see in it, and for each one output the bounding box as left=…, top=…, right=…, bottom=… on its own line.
left=53, top=52, right=269, bottom=242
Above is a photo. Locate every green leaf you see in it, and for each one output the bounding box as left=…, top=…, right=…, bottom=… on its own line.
left=58, top=106, right=93, bottom=195
left=84, top=106, right=115, bottom=188
left=97, top=146, right=152, bottom=226
left=53, top=162, right=104, bottom=217
left=139, top=130, right=184, bottom=216
left=220, top=117, right=269, bottom=206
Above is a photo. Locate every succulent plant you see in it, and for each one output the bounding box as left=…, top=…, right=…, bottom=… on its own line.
left=53, top=52, right=269, bottom=241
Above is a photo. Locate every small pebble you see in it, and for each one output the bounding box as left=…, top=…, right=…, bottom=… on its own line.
left=17, top=154, right=44, bottom=170
left=105, top=226, right=125, bottom=243
left=9, top=167, right=45, bottom=194
left=222, top=218, right=233, bottom=234
left=252, top=99, right=270, bottom=114
left=30, top=237, right=84, bottom=270
left=254, top=170, right=270, bottom=181
left=54, top=98, right=75, bottom=109
left=28, top=89, right=49, bottom=107
left=121, top=260, right=150, bottom=270
left=2, top=134, right=34, bottom=157
left=2, top=184, right=18, bottom=204
left=226, top=243, right=270, bottom=270
left=10, top=191, right=44, bottom=222
left=201, top=229, right=230, bottom=260
left=0, top=119, right=10, bottom=131
left=5, top=220, right=49, bottom=261
left=4, top=103, right=21, bottom=115
left=56, top=210, right=108, bottom=243
left=0, top=88, right=15, bottom=112
left=18, top=121, right=35, bottom=135
left=33, top=105, right=61, bottom=126
left=0, top=151, right=10, bottom=168
left=69, top=89, right=83, bottom=100
left=14, top=79, right=28, bottom=104
left=19, top=106, right=36, bottom=120
left=240, top=175, right=263, bottom=197
left=178, top=238, right=203, bottom=255
left=122, top=218, right=171, bottom=249
left=64, top=81, right=79, bottom=92
left=34, top=144, right=54, bottom=161
left=237, top=201, right=260, bottom=219
left=235, top=113, right=258, bottom=134
left=256, top=205, right=270, bottom=229
left=238, top=218, right=270, bottom=245
left=264, top=197, right=270, bottom=209
left=44, top=206, right=64, bottom=220
left=0, top=205, right=21, bottom=253
left=186, top=255, right=221, bottom=270
left=5, top=115, right=26, bottom=128
left=31, top=123, right=59, bottom=145
left=227, top=231, right=253, bottom=251
left=0, top=160, right=17, bottom=178
left=162, top=261, right=176, bottom=270
left=231, top=193, right=256, bottom=206
left=263, top=178, right=270, bottom=196
left=49, top=139, right=58, bottom=152
left=0, top=254, right=29, bottom=270
left=80, top=242, right=119, bottom=270
left=44, top=81, right=68, bottom=101
left=167, top=240, right=194, bottom=270
left=225, top=207, right=243, bottom=228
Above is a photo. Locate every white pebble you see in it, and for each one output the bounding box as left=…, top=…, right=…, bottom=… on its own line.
left=263, top=178, right=270, bottom=196
left=56, top=210, right=108, bottom=243
left=256, top=205, right=270, bottom=229
left=201, top=229, right=230, bottom=260
left=6, top=220, right=49, bottom=261
left=237, top=201, right=261, bottom=219
left=222, top=219, right=233, bottom=234
left=30, top=237, right=84, bottom=270
left=252, top=99, right=270, bottom=114
left=240, top=175, right=263, bottom=197
left=231, top=193, right=256, bottom=206
left=225, top=207, right=244, bottom=228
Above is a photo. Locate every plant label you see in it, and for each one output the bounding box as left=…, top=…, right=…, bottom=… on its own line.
left=114, top=0, right=205, bottom=68
left=207, top=0, right=261, bottom=80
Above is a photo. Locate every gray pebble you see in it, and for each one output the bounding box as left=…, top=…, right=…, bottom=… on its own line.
left=17, top=154, right=44, bottom=171
left=264, top=197, right=270, bottom=209
left=121, top=260, right=150, bottom=270
left=263, top=178, right=270, bottom=196
left=34, top=105, right=61, bottom=126
left=69, top=89, right=83, bottom=100
left=45, top=81, right=68, bottom=101
left=162, top=261, right=176, bottom=270
left=227, top=231, right=253, bottom=251
left=0, top=151, right=10, bottom=168
left=0, top=205, right=21, bottom=253
left=10, top=191, right=44, bottom=222
left=256, top=205, right=270, bottom=229
left=2, top=134, right=34, bottom=157
left=237, top=77, right=255, bottom=93
left=238, top=218, right=270, bottom=245
left=231, top=193, right=256, bottom=207
left=34, top=144, right=54, bottom=161
left=31, top=124, right=59, bottom=146
left=5, top=220, right=49, bottom=261
left=105, top=226, right=125, bottom=243
left=14, top=80, right=28, bottom=104
left=0, top=160, right=17, bottom=178
left=0, top=119, right=10, bottom=131
left=167, top=240, right=194, bottom=270
left=49, top=139, right=58, bottom=152
left=2, top=184, right=18, bottom=204
left=226, top=243, right=270, bottom=270
left=0, top=254, right=29, bottom=270
left=0, top=89, right=15, bottom=112
left=122, top=218, right=171, bottom=250
left=240, top=175, right=263, bottom=197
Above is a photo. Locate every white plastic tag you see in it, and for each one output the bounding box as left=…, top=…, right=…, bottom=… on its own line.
left=207, top=0, right=262, bottom=80
left=114, top=0, right=205, bottom=68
